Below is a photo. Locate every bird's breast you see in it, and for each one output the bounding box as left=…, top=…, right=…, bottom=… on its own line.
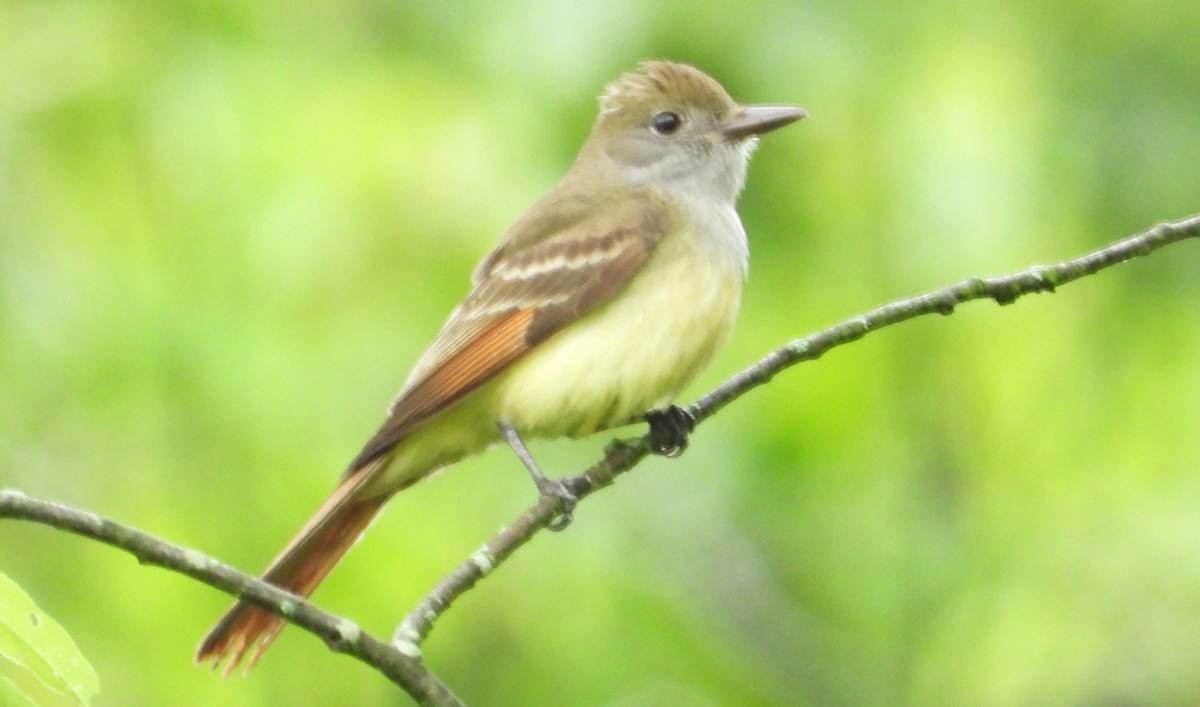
left=494, top=204, right=747, bottom=438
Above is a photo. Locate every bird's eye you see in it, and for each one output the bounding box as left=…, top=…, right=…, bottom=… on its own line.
left=650, top=111, right=683, bottom=135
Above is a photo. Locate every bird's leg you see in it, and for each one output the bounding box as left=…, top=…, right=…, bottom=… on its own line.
left=498, top=422, right=576, bottom=531
left=644, top=405, right=696, bottom=458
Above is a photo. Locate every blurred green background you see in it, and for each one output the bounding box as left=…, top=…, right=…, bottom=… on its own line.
left=2, top=0, right=1199, bottom=705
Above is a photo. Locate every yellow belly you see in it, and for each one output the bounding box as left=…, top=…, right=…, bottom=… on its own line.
left=493, top=234, right=742, bottom=438
left=369, top=230, right=743, bottom=495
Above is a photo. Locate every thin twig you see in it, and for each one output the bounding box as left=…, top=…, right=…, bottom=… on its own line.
left=1, top=214, right=1196, bottom=704
left=0, top=490, right=464, bottom=707
left=396, top=213, right=1200, bottom=651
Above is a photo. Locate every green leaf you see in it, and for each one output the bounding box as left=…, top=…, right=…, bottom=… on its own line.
left=0, top=574, right=99, bottom=707
left=0, top=674, right=40, bottom=707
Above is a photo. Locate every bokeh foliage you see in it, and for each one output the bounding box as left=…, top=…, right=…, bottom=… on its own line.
left=1, top=1, right=1198, bottom=705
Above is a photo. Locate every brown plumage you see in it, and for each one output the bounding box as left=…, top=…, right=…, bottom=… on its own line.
left=196, top=457, right=387, bottom=675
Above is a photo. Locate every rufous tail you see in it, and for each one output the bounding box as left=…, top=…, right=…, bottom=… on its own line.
left=195, top=460, right=389, bottom=676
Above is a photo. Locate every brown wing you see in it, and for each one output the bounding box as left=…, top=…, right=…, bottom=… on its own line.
left=344, top=192, right=670, bottom=472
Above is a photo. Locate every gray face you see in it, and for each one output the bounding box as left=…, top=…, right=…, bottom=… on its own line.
left=602, top=104, right=755, bottom=203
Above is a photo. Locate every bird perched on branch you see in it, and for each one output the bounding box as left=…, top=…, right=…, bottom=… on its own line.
left=197, top=60, right=805, bottom=675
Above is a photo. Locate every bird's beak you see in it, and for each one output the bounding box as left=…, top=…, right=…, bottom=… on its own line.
left=722, top=105, right=807, bottom=141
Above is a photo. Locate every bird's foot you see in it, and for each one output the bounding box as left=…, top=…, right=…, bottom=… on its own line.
left=535, top=477, right=578, bottom=532
left=499, top=421, right=577, bottom=531
left=645, top=405, right=696, bottom=458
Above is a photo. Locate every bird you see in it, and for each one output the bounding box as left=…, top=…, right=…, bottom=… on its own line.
left=196, top=60, right=805, bottom=675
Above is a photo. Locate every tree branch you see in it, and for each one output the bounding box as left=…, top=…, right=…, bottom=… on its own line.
left=396, top=212, right=1200, bottom=651
left=1, top=213, right=1196, bottom=704
left=0, top=490, right=464, bottom=707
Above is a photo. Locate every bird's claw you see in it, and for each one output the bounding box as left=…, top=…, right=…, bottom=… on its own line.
left=537, top=478, right=578, bottom=531
left=645, top=405, right=696, bottom=458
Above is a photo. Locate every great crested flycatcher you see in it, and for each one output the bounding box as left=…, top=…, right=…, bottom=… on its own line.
left=197, top=60, right=805, bottom=673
